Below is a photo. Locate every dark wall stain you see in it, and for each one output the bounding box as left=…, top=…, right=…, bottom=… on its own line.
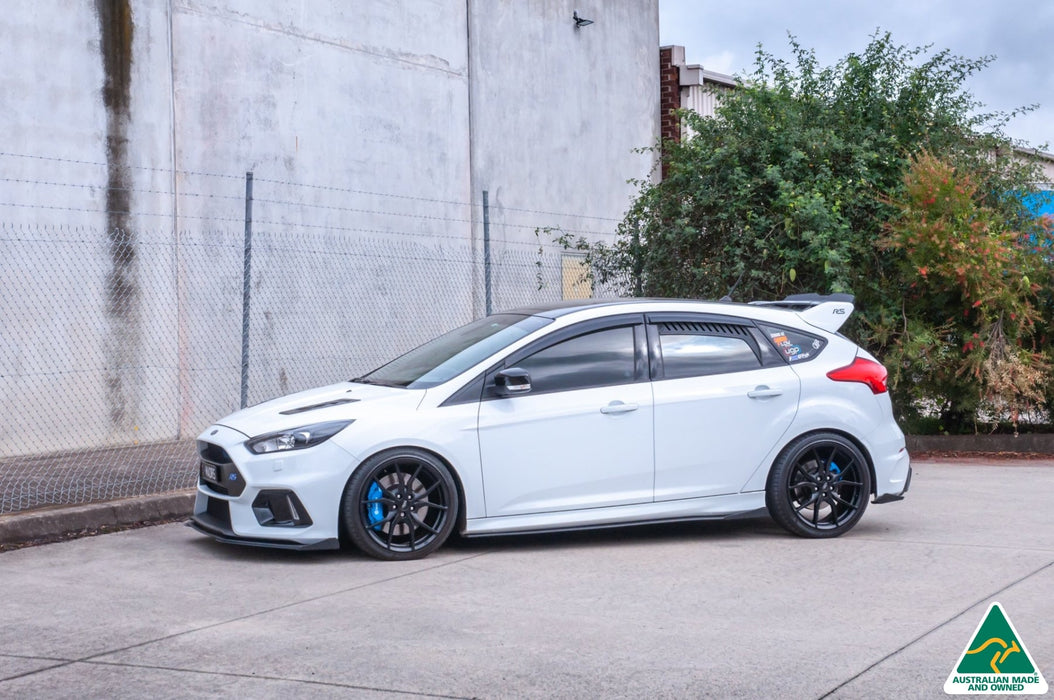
left=95, top=0, right=137, bottom=428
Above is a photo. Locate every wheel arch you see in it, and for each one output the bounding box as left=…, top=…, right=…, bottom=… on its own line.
left=338, top=445, right=469, bottom=540
left=766, top=428, right=877, bottom=496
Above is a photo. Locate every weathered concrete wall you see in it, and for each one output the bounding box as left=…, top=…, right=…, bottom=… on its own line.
left=167, top=0, right=477, bottom=432
left=468, top=1, right=659, bottom=312
left=1, top=1, right=179, bottom=453
left=0, top=0, right=659, bottom=456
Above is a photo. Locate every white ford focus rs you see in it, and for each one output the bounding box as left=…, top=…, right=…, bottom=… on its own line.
left=190, top=295, right=911, bottom=560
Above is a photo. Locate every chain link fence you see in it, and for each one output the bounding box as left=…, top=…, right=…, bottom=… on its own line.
left=0, top=152, right=628, bottom=515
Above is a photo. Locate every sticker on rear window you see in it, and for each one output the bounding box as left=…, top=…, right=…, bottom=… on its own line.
left=759, top=324, right=826, bottom=363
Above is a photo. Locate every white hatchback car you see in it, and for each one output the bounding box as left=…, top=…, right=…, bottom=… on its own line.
left=190, top=295, right=911, bottom=560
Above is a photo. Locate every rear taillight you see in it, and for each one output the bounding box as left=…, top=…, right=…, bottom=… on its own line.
left=827, top=357, right=888, bottom=394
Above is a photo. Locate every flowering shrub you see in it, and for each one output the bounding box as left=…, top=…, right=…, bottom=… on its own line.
left=880, top=152, right=1053, bottom=432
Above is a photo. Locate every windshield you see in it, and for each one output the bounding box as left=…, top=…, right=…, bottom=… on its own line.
left=355, top=314, right=551, bottom=389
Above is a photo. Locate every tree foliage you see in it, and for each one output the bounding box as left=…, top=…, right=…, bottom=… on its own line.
left=879, top=152, right=1053, bottom=430
left=575, top=32, right=1052, bottom=432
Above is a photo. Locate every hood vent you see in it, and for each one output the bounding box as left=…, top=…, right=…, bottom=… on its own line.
left=279, top=398, right=359, bottom=416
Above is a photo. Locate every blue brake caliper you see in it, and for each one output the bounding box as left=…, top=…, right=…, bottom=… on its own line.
left=829, top=462, right=841, bottom=479
left=367, top=481, right=385, bottom=530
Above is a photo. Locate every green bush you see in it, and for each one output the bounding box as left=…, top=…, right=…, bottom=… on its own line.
left=574, top=32, right=1053, bottom=433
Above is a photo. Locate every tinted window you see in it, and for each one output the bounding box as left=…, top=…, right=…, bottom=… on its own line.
left=360, top=314, right=551, bottom=389
left=659, top=334, right=761, bottom=378
left=748, top=327, right=786, bottom=366
left=514, top=326, right=635, bottom=394
left=757, top=323, right=827, bottom=364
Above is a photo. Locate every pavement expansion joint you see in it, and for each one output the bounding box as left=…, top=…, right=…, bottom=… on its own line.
left=71, top=659, right=478, bottom=699
left=816, top=559, right=1054, bottom=698
left=0, top=551, right=492, bottom=690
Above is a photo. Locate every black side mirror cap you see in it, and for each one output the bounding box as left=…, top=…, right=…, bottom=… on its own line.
left=495, top=368, right=531, bottom=396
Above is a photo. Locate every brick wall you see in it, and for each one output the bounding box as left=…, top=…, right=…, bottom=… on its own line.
left=659, top=46, right=682, bottom=178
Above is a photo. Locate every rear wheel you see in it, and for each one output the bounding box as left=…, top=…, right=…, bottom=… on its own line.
left=766, top=433, right=871, bottom=538
left=342, top=448, right=457, bottom=560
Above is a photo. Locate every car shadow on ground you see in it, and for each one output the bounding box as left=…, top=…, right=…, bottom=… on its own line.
left=180, top=516, right=787, bottom=562
left=182, top=514, right=903, bottom=562
left=445, top=516, right=786, bottom=554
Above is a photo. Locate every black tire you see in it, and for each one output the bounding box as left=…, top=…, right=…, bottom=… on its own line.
left=766, top=433, right=871, bottom=538
left=341, top=448, right=458, bottom=560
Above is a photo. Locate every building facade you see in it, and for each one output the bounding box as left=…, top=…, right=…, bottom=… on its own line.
left=659, top=45, right=735, bottom=146
left=0, top=1, right=659, bottom=458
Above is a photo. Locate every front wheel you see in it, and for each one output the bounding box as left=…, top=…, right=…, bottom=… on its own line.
left=766, top=433, right=871, bottom=538
left=341, top=448, right=458, bottom=560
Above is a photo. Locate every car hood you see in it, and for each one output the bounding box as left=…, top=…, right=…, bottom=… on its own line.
left=214, top=381, right=419, bottom=438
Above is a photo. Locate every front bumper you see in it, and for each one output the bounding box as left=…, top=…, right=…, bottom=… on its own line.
left=190, top=424, right=356, bottom=550
left=188, top=496, right=338, bottom=551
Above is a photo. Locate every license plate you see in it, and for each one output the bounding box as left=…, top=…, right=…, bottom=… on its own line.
left=201, top=462, right=219, bottom=482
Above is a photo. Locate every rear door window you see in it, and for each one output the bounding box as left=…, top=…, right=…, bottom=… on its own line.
left=658, top=333, right=761, bottom=379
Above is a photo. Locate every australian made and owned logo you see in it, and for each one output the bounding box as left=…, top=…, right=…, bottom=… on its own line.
left=945, top=602, right=1048, bottom=695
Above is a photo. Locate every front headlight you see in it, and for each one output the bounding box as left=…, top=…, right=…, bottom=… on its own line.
left=246, top=420, right=354, bottom=454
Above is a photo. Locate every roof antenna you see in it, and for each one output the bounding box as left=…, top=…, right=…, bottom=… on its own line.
left=720, top=267, right=747, bottom=302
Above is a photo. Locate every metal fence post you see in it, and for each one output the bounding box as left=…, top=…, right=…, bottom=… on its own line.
left=483, top=189, right=492, bottom=315
left=631, top=224, right=643, bottom=297
left=240, top=171, right=253, bottom=409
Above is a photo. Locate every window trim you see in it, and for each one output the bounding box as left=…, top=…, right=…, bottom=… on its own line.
left=481, top=314, right=647, bottom=400
left=442, top=314, right=648, bottom=406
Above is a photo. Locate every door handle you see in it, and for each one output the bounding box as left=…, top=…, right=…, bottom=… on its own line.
left=600, top=401, right=639, bottom=414
left=747, top=386, right=783, bottom=399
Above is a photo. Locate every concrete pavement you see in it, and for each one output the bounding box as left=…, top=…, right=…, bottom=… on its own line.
left=1, top=459, right=1051, bottom=698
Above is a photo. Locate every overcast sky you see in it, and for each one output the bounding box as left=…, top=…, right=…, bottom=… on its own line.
left=658, top=0, right=1053, bottom=150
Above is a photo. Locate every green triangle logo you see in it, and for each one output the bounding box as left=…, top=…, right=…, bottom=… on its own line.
left=957, top=604, right=1035, bottom=675
left=945, top=602, right=1048, bottom=694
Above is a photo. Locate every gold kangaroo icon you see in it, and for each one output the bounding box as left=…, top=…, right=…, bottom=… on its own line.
left=966, top=637, right=1022, bottom=673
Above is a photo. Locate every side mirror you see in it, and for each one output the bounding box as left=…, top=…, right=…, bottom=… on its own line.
left=495, top=368, right=531, bottom=396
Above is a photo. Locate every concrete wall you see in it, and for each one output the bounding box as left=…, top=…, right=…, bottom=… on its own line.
left=468, top=1, right=659, bottom=310
left=1, top=1, right=180, bottom=454
left=0, top=1, right=659, bottom=456
left=168, top=0, right=477, bottom=433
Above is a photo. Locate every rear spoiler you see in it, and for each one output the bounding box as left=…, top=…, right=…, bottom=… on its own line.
left=749, top=293, right=855, bottom=333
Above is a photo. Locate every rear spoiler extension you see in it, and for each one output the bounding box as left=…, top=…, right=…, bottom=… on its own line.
left=749, top=293, right=855, bottom=333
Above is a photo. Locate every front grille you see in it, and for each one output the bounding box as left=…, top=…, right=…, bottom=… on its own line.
left=198, top=440, right=232, bottom=463
left=198, top=441, right=246, bottom=497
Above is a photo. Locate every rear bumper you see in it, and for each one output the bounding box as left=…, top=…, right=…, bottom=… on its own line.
left=873, top=465, right=911, bottom=504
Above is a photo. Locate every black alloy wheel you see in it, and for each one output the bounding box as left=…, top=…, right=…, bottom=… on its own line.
left=766, top=433, right=871, bottom=538
left=342, top=448, right=458, bottom=560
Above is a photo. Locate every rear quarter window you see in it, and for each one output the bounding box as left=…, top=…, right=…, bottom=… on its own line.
left=757, top=323, right=827, bottom=364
